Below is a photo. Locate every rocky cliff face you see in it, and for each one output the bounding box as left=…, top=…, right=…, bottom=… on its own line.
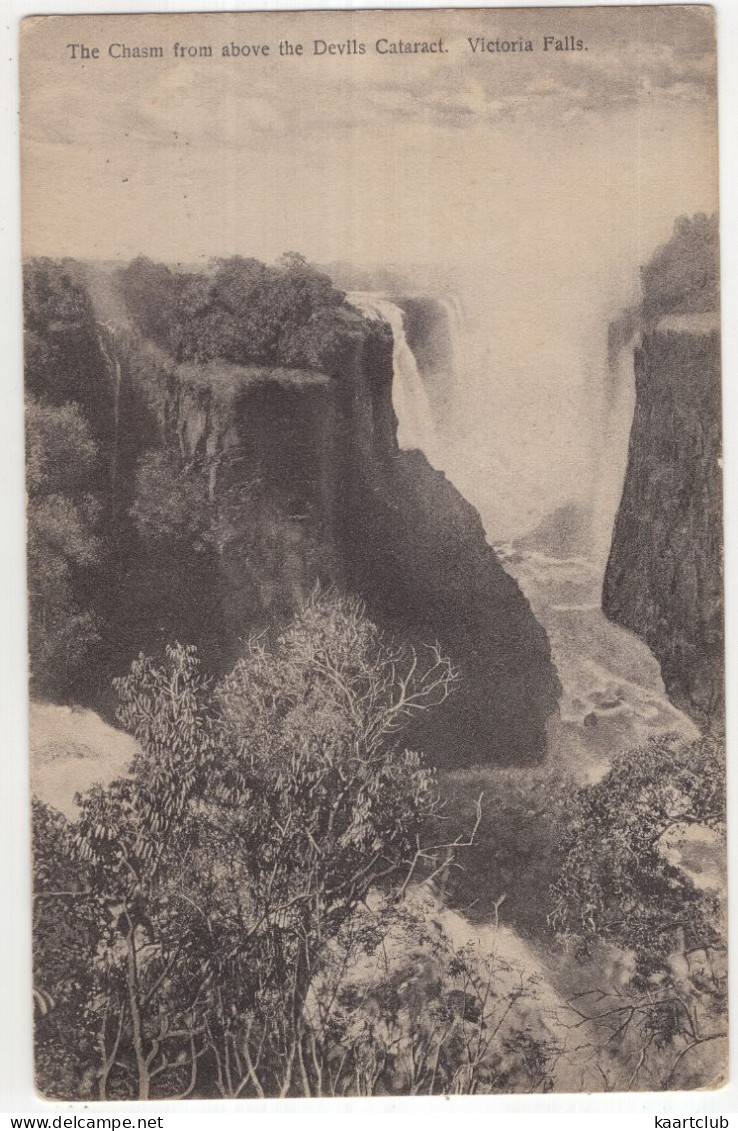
left=101, top=304, right=393, bottom=688
left=26, top=257, right=561, bottom=766
left=129, top=309, right=559, bottom=765
left=602, top=216, right=722, bottom=728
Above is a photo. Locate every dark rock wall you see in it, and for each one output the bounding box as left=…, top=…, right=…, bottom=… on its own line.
left=602, top=328, right=723, bottom=727
left=26, top=260, right=561, bottom=766
left=343, top=450, right=561, bottom=766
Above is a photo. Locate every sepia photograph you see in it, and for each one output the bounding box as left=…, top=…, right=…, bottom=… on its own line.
left=18, top=5, right=725, bottom=1101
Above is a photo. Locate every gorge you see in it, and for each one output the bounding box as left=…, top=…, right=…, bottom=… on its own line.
left=27, top=219, right=726, bottom=1095
left=26, top=254, right=560, bottom=778
left=28, top=219, right=721, bottom=802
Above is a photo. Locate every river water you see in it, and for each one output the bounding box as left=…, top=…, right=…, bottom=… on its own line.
left=351, top=292, right=697, bottom=781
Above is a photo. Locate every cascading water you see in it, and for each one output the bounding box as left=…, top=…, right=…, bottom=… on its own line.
left=495, top=321, right=698, bottom=777
left=347, top=281, right=710, bottom=1088
left=352, top=285, right=697, bottom=781
left=349, top=293, right=442, bottom=465
left=589, top=330, right=639, bottom=572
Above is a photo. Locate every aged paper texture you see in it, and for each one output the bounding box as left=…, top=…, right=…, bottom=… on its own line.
left=21, top=7, right=724, bottom=1099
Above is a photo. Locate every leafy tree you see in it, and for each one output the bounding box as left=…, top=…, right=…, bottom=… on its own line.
left=115, top=594, right=460, bottom=1097
left=35, top=595, right=501, bottom=1098
left=32, top=800, right=99, bottom=1099
left=23, top=259, right=103, bottom=408
left=24, top=258, right=92, bottom=337
left=641, top=213, right=719, bottom=320
left=114, top=256, right=179, bottom=349
left=118, top=254, right=348, bottom=370
left=549, top=733, right=726, bottom=1089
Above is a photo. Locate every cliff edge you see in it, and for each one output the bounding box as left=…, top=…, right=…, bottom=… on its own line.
left=25, top=254, right=560, bottom=767
left=602, top=216, right=723, bottom=727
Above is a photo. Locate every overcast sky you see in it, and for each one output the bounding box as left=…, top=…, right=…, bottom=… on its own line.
left=21, top=8, right=717, bottom=266
left=20, top=7, right=719, bottom=533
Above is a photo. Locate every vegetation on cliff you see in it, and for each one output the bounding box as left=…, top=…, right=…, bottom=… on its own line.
left=23, top=254, right=369, bottom=703
left=33, top=595, right=560, bottom=1099
left=118, top=252, right=349, bottom=369
left=641, top=213, right=719, bottom=322
left=33, top=598, right=725, bottom=1095
left=25, top=252, right=559, bottom=764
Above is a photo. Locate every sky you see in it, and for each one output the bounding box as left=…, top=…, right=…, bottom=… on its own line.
left=20, top=6, right=719, bottom=535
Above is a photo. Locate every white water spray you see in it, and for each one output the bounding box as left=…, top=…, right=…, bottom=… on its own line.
left=349, top=292, right=441, bottom=465
left=590, top=333, right=639, bottom=571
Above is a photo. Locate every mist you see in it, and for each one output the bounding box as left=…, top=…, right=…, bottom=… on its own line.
left=21, top=7, right=718, bottom=545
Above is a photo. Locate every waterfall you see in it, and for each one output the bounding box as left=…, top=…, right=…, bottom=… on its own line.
left=349, top=292, right=441, bottom=465
left=352, top=282, right=698, bottom=782
left=589, top=332, right=638, bottom=571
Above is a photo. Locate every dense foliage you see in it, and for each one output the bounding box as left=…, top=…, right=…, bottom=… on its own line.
left=33, top=595, right=559, bottom=1098
left=24, top=260, right=114, bottom=701
left=118, top=253, right=348, bottom=369
left=641, top=213, right=719, bottom=321
left=550, top=733, right=727, bottom=1089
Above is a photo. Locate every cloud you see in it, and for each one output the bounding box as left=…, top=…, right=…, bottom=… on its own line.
left=21, top=5, right=716, bottom=156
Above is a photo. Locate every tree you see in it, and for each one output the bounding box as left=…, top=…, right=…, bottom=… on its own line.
left=115, top=257, right=179, bottom=349
left=119, top=592, right=461, bottom=1097
left=34, top=594, right=491, bottom=1098
left=23, top=259, right=103, bottom=408
left=190, top=593, right=458, bottom=1096
left=641, top=213, right=719, bottom=320
left=549, top=733, right=727, bottom=1090
left=32, top=800, right=100, bottom=1099
left=118, top=253, right=349, bottom=370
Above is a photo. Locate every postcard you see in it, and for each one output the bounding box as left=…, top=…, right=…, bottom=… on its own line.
left=20, top=7, right=724, bottom=1098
